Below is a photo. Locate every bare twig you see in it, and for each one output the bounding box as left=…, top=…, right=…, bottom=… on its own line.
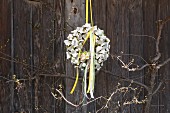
left=152, top=16, right=170, bottom=62
left=130, top=34, right=156, bottom=40
left=0, top=76, right=10, bottom=81
left=111, top=53, right=149, bottom=64
left=116, top=56, right=150, bottom=71
left=157, top=58, right=170, bottom=69
left=39, top=73, right=77, bottom=80
left=121, top=79, right=149, bottom=91
left=82, top=96, right=107, bottom=106
left=52, top=89, right=79, bottom=107
left=102, top=70, right=149, bottom=91
left=52, top=89, right=107, bottom=108
left=152, top=81, right=164, bottom=95
left=123, top=64, right=150, bottom=71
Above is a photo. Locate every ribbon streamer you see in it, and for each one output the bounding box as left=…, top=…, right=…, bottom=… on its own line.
left=70, top=0, right=95, bottom=99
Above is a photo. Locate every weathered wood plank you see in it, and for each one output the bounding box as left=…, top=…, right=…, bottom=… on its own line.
left=105, top=0, right=130, bottom=113
left=157, top=0, right=170, bottom=113
left=13, top=0, right=34, bottom=112
left=53, top=0, right=65, bottom=112
left=0, top=0, right=170, bottom=113
left=65, top=0, right=85, bottom=112
left=129, top=0, right=144, bottom=112
left=31, top=0, right=57, bottom=112
left=93, top=0, right=107, bottom=112
left=0, top=0, right=11, bottom=112
left=143, top=0, right=161, bottom=113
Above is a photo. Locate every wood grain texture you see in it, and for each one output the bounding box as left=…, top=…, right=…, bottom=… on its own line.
left=106, top=0, right=130, bottom=113
left=129, top=0, right=144, bottom=112
left=93, top=0, right=108, bottom=112
left=13, top=1, right=32, bottom=112
left=0, top=0, right=170, bottom=113
left=157, top=0, right=170, bottom=113
left=0, top=1, right=11, bottom=113
left=65, top=0, right=86, bottom=113
left=143, top=0, right=160, bottom=113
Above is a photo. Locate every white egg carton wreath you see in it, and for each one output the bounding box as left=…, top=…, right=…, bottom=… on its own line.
left=64, top=23, right=110, bottom=71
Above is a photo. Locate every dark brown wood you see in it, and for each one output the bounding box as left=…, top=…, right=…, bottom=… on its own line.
left=0, top=0, right=170, bottom=113
left=65, top=0, right=86, bottom=113
left=157, top=1, right=170, bottom=113
left=105, top=0, right=130, bottom=113
left=93, top=0, right=108, bottom=113
left=0, top=0, right=12, bottom=113
left=129, top=0, right=144, bottom=112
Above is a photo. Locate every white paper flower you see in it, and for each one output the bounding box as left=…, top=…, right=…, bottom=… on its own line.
left=66, top=52, right=71, bottom=59
left=64, top=40, right=71, bottom=46
left=71, top=38, right=79, bottom=47
left=95, top=29, right=104, bottom=36
left=67, top=34, right=73, bottom=40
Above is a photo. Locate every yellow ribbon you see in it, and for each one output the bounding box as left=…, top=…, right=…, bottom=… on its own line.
left=70, top=0, right=95, bottom=96
left=70, top=67, right=79, bottom=94
left=86, top=0, right=89, bottom=23
left=90, top=0, right=93, bottom=26
left=70, top=31, right=91, bottom=94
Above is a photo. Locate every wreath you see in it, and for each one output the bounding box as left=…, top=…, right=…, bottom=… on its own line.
left=64, top=23, right=110, bottom=71
left=64, top=0, right=110, bottom=98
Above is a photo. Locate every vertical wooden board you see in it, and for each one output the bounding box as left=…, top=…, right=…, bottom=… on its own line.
left=129, top=0, right=144, bottom=112
left=106, top=0, right=130, bottom=113
left=65, top=0, right=85, bottom=113
left=13, top=0, right=33, bottom=112
left=47, top=0, right=65, bottom=113
left=157, top=0, right=170, bottom=113
left=142, top=0, right=157, bottom=63
left=27, top=3, right=41, bottom=113
left=129, top=0, right=144, bottom=80
left=31, top=0, right=56, bottom=112
left=0, top=0, right=11, bottom=112
left=92, top=0, right=108, bottom=112
left=143, top=0, right=159, bottom=113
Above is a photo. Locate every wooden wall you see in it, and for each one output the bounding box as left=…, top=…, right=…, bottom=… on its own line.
left=0, top=0, right=170, bottom=113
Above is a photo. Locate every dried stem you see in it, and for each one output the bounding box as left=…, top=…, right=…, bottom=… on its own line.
left=157, top=58, right=170, bottom=69
left=102, top=70, right=149, bottom=91
left=152, top=16, right=170, bottom=62
left=52, top=89, right=79, bottom=107
left=152, top=81, right=163, bottom=95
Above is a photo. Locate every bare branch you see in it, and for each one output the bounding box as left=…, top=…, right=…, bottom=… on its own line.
left=82, top=96, right=107, bottom=107
left=52, top=89, right=107, bottom=108
left=102, top=70, right=149, bottom=91
left=0, top=76, right=10, bottom=81
left=152, top=81, right=164, bottom=95
left=111, top=53, right=149, bottom=64
left=130, top=34, right=156, bottom=40
left=52, top=89, right=79, bottom=107
left=123, top=64, right=150, bottom=72
left=152, top=16, right=170, bottom=62
left=39, top=73, right=77, bottom=80
left=121, top=79, right=149, bottom=91
left=157, top=58, right=170, bottom=69
left=116, top=56, right=150, bottom=72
